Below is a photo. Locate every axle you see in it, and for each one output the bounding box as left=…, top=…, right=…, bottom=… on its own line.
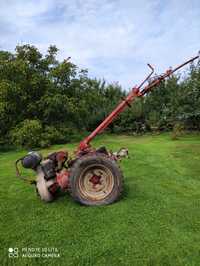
left=79, top=53, right=199, bottom=151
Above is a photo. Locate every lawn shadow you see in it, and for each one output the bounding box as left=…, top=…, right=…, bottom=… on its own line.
left=121, top=181, right=139, bottom=202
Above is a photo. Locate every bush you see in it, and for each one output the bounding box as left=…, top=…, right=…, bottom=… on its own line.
left=41, top=126, right=80, bottom=147
left=52, top=126, right=79, bottom=143
left=9, top=120, right=83, bottom=149
left=42, top=126, right=63, bottom=146
left=10, top=119, right=42, bottom=148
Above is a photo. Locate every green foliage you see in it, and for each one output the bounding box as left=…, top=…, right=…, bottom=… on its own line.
left=10, top=119, right=42, bottom=148
left=42, top=126, right=78, bottom=146
left=0, top=44, right=199, bottom=148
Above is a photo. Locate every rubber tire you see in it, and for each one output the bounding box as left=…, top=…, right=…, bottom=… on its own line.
left=69, top=154, right=123, bottom=206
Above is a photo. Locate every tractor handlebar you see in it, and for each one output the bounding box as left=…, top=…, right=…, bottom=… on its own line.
left=137, top=63, right=155, bottom=90
left=78, top=52, right=199, bottom=152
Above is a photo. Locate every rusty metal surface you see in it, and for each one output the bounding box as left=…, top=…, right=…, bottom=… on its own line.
left=78, top=53, right=199, bottom=152
left=78, top=164, right=114, bottom=201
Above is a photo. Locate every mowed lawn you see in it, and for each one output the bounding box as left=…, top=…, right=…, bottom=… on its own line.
left=0, top=133, right=200, bottom=266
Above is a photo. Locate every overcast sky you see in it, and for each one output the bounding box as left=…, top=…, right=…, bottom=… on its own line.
left=0, top=0, right=199, bottom=89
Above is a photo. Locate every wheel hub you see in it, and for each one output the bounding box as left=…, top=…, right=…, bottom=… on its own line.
left=78, top=164, right=114, bottom=201
left=89, top=173, right=102, bottom=188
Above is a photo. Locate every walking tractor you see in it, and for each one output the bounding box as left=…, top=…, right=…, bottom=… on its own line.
left=16, top=53, right=200, bottom=206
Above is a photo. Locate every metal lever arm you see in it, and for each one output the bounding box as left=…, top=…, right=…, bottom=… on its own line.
left=78, top=53, right=199, bottom=151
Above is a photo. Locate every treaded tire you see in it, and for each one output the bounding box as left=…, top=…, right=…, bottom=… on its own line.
left=69, top=154, right=123, bottom=206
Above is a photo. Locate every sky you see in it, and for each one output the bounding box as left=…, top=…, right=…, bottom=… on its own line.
left=0, top=0, right=200, bottom=89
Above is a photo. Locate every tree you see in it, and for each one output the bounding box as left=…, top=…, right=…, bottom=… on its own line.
left=0, top=45, right=199, bottom=148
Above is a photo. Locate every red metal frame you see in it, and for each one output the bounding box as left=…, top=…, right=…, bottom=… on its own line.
left=78, top=54, right=199, bottom=152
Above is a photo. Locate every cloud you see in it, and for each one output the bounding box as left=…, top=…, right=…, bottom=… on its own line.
left=0, top=0, right=200, bottom=88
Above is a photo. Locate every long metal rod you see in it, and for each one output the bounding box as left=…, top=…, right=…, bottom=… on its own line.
left=79, top=54, right=199, bottom=150
left=140, top=55, right=199, bottom=96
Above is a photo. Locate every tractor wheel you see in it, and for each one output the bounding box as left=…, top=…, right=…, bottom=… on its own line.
left=69, top=154, right=123, bottom=206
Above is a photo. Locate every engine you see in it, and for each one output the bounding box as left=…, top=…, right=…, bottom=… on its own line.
left=16, top=151, right=70, bottom=202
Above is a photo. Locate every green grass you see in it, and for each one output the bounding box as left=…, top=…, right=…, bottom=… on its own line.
left=0, top=133, right=200, bottom=266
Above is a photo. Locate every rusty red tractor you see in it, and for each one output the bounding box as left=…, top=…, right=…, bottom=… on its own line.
left=16, top=53, right=199, bottom=206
